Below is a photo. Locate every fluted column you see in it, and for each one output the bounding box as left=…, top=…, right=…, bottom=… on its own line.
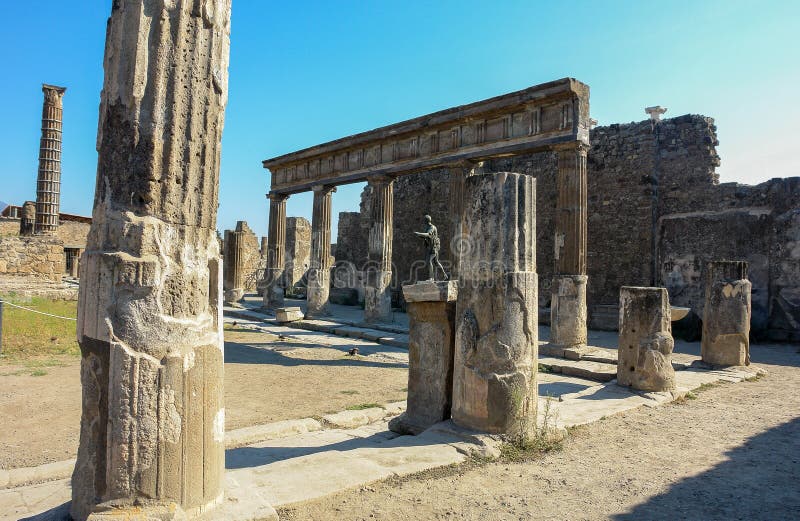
left=223, top=222, right=248, bottom=304
left=262, top=192, right=288, bottom=309
left=364, top=175, right=394, bottom=323
left=72, top=2, right=231, bottom=519
left=34, top=84, right=66, bottom=235
left=446, top=161, right=483, bottom=281
left=306, top=184, right=336, bottom=317
left=550, top=143, right=589, bottom=348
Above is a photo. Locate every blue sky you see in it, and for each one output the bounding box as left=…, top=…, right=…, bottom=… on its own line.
left=0, top=1, right=798, bottom=239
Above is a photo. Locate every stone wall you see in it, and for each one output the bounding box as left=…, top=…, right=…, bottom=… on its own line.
left=0, top=236, right=65, bottom=281
left=55, top=220, right=91, bottom=247
left=285, top=216, right=311, bottom=288
left=0, top=218, right=19, bottom=237
left=335, top=113, right=799, bottom=341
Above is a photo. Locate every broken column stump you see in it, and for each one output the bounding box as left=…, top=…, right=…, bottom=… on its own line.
left=451, top=172, right=538, bottom=435
left=389, top=280, right=458, bottom=435
left=72, top=1, right=231, bottom=520
left=617, top=286, right=676, bottom=392
left=702, top=261, right=751, bottom=366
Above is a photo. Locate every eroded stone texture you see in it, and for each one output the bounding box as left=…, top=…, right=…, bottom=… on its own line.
left=223, top=222, right=248, bottom=301
left=284, top=217, right=311, bottom=290
left=19, top=201, right=36, bottom=236
left=550, top=144, right=589, bottom=348
left=702, top=261, right=751, bottom=366
left=452, top=172, right=537, bottom=435
left=390, top=280, right=457, bottom=435
left=262, top=193, right=288, bottom=309
left=72, top=1, right=231, bottom=519
left=617, top=287, right=676, bottom=391
left=364, top=175, right=394, bottom=323
left=306, top=185, right=335, bottom=317
left=35, top=84, right=66, bottom=235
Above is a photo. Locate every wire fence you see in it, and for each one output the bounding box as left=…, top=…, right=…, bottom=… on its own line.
left=0, top=299, right=77, bottom=321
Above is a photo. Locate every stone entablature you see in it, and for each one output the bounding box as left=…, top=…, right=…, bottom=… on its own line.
left=263, top=78, right=589, bottom=194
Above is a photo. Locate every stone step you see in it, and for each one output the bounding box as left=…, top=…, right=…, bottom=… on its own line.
left=538, top=356, right=618, bottom=382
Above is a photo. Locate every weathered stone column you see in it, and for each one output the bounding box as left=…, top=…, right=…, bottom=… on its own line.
left=306, top=184, right=335, bottom=317
left=452, top=172, right=537, bottom=435
left=223, top=222, right=248, bottom=305
left=550, top=143, right=589, bottom=349
left=34, top=84, right=66, bottom=235
left=72, top=2, right=230, bottom=520
left=262, top=192, right=288, bottom=310
left=446, top=161, right=484, bottom=280
left=390, top=280, right=458, bottom=435
left=618, top=287, right=676, bottom=391
left=364, top=175, right=394, bottom=323
left=19, top=201, right=36, bottom=236
left=702, top=261, right=751, bottom=366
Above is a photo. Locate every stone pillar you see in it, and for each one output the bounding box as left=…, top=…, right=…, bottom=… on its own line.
left=702, top=261, right=751, bottom=366
left=364, top=175, right=394, bottom=323
left=452, top=172, right=537, bottom=435
left=390, top=280, right=458, bottom=435
left=262, top=192, right=288, bottom=310
left=19, top=201, right=36, bottom=236
left=306, top=185, right=335, bottom=317
left=34, top=84, right=66, bottom=235
left=72, top=2, right=230, bottom=520
left=618, top=287, right=676, bottom=391
left=260, top=236, right=269, bottom=258
left=550, top=143, right=589, bottom=349
left=223, top=222, right=248, bottom=305
left=446, top=161, right=484, bottom=281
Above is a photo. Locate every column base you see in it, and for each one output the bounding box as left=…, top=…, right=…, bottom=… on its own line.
left=549, top=275, right=588, bottom=349
left=364, top=270, right=393, bottom=323
left=261, top=269, right=285, bottom=310
left=306, top=268, right=331, bottom=318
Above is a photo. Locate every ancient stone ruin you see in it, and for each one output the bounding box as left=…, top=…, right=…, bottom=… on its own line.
left=72, top=0, right=231, bottom=518
left=702, top=260, right=751, bottom=366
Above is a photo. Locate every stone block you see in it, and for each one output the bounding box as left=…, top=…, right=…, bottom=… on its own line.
left=702, top=261, right=751, bottom=366
left=275, top=307, right=304, bottom=323
left=329, top=287, right=359, bottom=306
left=390, top=281, right=457, bottom=436
left=617, top=286, right=676, bottom=392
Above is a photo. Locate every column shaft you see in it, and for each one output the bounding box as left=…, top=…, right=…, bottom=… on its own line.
left=306, top=185, right=335, bottom=317
left=550, top=144, right=589, bottom=348
left=35, top=84, right=66, bottom=235
left=262, top=193, right=288, bottom=309
left=364, top=175, right=394, bottom=323
left=72, top=2, right=231, bottom=519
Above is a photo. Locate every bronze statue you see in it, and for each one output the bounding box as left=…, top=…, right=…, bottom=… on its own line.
left=414, top=214, right=448, bottom=281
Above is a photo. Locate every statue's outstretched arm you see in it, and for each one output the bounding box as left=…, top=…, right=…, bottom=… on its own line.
left=414, top=231, right=430, bottom=238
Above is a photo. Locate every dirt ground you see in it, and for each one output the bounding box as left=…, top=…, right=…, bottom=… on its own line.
left=281, top=343, right=800, bottom=521
left=0, top=327, right=407, bottom=469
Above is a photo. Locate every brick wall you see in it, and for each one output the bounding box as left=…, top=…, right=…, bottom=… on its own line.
left=0, top=236, right=65, bottom=281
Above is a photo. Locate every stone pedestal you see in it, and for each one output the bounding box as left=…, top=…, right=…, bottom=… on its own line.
left=390, top=280, right=458, bottom=435
left=550, top=144, right=588, bottom=348
left=549, top=274, right=588, bottom=348
left=702, top=261, right=751, bottom=366
left=262, top=193, right=288, bottom=310
left=617, top=287, right=676, bottom=391
left=451, top=172, right=537, bottom=435
left=72, top=2, right=231, bottom=520
left=306, top=185, right=335, bottom=317
left=364, top=175, right=394, bottom=323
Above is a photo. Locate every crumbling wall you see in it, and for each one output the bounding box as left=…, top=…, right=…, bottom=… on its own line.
left=55, top=220, right=90, bottom=247
left=285, top=216, right=311, bottom=288
left=0, top=236, right=64, bottom=281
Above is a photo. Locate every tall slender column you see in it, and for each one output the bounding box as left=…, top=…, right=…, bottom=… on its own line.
left=550, top=143, right=589, bottom=349
left=364, top=175, right=394, bottom=323
left=223, top=222, right=248, bottom=304
left=35, top=84, right=66, bottom=235
left=262, top=192, right=288, bottom=309
left=72, top=2, right=231, bottom=519
left=306, top=184, right=335, bottom=317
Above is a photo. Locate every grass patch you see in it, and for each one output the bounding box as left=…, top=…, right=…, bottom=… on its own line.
left=339, top=390, right=359, bottom=395
left=745, top=373, right=764, bottom=382
left=30, top=369, right=48, bottom=376
left=346, top=402, right=381, bottom=411
left=499, top=395, right=564, bottom=462
left=538, top=363, right=552, bottom=373
left=0, top=296, right=79, bottom=361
